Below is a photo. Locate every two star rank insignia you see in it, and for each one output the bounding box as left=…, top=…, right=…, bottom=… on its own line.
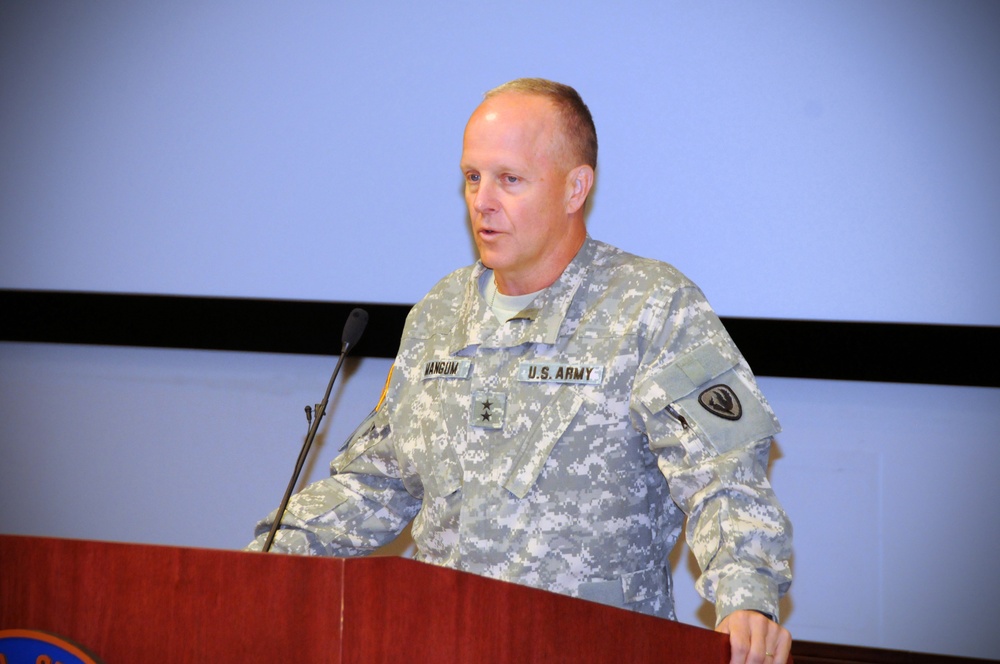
left=471, top=391, right=506, bottom=429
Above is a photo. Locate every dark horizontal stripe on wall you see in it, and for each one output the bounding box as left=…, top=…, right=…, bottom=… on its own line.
left=720, top=317, right=996, bottom=388
left=2, top=289, right=996, bottom=388
left=0, top=289, right=410, bottom=360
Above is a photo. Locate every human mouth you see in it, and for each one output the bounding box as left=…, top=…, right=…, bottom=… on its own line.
left=477, top=227, right=502, bottom=239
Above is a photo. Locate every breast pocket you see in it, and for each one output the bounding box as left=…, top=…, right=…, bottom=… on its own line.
left=500, top=385, right=585, bottom=499
left=395, top=376, right=467, bottom=501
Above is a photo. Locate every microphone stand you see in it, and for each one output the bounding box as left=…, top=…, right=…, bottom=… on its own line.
left=262, top=308, right=368, bottom=553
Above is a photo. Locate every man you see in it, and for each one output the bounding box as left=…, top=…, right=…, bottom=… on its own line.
left=250, top=78, right=793, bottom=664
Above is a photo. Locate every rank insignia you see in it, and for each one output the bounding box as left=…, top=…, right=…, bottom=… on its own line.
left=471, top=391, right=506, bottom=429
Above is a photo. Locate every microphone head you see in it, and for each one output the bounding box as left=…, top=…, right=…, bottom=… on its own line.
left=341, top=308, right=369, bottom=353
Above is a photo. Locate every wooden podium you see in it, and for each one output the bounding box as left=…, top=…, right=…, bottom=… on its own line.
left=0, top=534, right=729, bottom=663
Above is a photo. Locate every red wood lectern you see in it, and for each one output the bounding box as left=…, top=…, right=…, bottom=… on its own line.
left=0, top=535, right=730, bottom=663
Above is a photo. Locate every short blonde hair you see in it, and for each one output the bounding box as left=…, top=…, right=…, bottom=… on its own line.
left=485, top=78, right=598, bottom=169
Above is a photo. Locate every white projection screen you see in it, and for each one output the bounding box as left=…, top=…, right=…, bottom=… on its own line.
left=2, top=1, right=998, bottom=326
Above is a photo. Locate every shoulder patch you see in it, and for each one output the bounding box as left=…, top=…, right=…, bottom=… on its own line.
left=698, top=384, right=742, bottom=421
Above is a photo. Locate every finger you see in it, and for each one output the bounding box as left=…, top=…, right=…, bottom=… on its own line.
left=723, top=612, right=765, bottom=664
left=748, top=613, right=771, bottom=664
left=727, top=627, right=750, bottom=664
left=767, top=625, right=793, bottom=664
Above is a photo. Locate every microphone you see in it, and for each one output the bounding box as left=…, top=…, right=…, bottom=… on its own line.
left=340, top=307, right=368, bottom=354
left=261, top=307, right=369, bottom=553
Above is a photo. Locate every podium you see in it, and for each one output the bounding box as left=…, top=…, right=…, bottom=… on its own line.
left=1, top=534, right=730, bottom=663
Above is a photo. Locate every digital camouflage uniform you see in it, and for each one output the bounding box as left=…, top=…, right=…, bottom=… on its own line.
left=250, top=236, right=792, bottom=623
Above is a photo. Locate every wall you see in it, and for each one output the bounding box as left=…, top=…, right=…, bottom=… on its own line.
left=3, top=343, right=998, bottom=658
left=2, top=1, right=998, bottom=324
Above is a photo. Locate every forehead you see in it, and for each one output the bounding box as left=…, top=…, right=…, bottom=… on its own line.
left=461, top=93, right=563, bottom=169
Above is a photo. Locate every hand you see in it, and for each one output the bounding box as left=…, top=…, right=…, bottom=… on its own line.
left=716, top=609, right=791, bottom=664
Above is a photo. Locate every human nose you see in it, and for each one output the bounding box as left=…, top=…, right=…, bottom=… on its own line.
left=472, top=179, right=498, bottom=214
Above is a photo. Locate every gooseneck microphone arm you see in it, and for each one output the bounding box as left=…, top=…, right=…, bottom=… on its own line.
left=262, top=307, right=369, bottom=553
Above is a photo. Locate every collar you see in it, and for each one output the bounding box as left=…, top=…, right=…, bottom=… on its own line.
left=449, top=236, right=599, bottom=353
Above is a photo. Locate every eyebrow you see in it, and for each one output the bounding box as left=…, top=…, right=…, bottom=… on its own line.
left=460, top=160, right=529, bottom=175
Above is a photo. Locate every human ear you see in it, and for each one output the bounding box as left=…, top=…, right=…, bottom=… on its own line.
left=565, top=165, right=594, bottom=214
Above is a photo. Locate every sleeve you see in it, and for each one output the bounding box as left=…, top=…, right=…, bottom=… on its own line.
left=246, top=369, right=422, bottom=556
left=631, top=286, right=793, bottom=624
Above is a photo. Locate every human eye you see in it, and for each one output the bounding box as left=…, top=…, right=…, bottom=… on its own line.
left=502, top=174, right=520, bottom=185
left=465, top=171, right=481, bottom=184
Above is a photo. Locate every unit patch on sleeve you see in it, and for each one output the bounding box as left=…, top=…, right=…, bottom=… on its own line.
left=698, top=384, right=743, bottom=421
left=517, top=362, right=604, bottom=385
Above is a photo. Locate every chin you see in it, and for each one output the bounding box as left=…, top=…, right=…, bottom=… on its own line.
left=475, top=248, right=501, bottom=269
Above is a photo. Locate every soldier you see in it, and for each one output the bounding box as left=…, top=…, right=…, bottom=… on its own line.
left=250, top=78, right=793, bottom=664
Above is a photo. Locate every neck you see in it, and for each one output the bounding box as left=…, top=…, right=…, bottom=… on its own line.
left=494, top=229, right=586, bottom=296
